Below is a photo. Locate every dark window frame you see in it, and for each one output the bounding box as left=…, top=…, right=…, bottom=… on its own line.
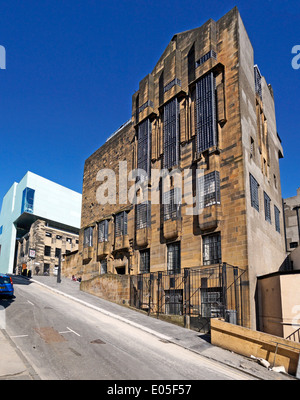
left=140, top=248, right=150, bottom=274
left=274, top=205, right=280, bottom=233
left=203, top=233, right=221, bottom=266
left=167, top=242, right=181, bottom=275
left=83, top=226, right=93, bottom=247
left=115, top=211, right=128, bottom=237
left=195, top=72, right=218, bottom=154
left=44, top=245, right=51, bottom=257
left=250, top=174, right=259, bottom=211
left=264, top=191, right=271, bottom=223
left=136, top=201, right=151, bottom=230
left=137, top=118, right=151, bottom=179
left=55, top=248, right=61, bottom=258
left=163, top=188, right=181, bottom=221
left=197, top=171, right=220, bottom=209
left=163, top=97, right=180, bottom=170
left=98, top=220, right=109, bottom=242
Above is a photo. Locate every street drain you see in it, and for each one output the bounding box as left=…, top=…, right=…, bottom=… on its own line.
left=90, top=339, right=106, bottom=344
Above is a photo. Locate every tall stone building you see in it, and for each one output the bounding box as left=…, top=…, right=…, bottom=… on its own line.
left=66, top=7, right=286, bottom=329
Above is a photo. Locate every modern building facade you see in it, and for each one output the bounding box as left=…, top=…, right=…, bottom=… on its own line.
left=0, top=171, right=82, bottom=274
left=65, top=7, right=286, bottom=329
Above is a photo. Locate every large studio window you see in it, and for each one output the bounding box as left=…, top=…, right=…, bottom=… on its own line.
left=195, top=72, right=217, bottom=153
left=163, top=97, right=180, bottom=169
left=83, top=227, right=93, bottom=247
left=197, top=171, right=220, bottom=209
left=115, top=211, right=128, bottom=237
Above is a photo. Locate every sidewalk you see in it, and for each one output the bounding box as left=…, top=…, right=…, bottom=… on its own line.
left=1, top=274, right=297, bottom=380
left=0, top=329, right=39, bottom=380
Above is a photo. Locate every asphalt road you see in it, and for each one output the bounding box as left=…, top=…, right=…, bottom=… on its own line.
left=1, top=275, right=252, bottom=380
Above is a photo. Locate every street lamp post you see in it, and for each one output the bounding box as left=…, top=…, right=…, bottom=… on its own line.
left=57, top=252, right=61, bottom=283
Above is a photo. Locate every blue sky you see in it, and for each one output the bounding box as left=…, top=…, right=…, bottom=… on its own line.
left=0, top=0, right=299, bottom=204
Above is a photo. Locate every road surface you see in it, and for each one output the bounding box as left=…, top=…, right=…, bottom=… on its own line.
left=1, top=276, right=253, bottom=380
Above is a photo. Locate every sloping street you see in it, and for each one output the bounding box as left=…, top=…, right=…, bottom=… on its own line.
left=1, top=275, right=295, bottom=381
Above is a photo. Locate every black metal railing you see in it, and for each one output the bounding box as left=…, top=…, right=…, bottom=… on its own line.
left=130, top=263, right=248, bottom=332
left=286, top=327, right=300, bottom=343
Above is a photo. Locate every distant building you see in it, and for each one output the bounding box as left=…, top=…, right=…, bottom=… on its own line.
left=16, top=219, right=80, bottom=276
left=284, top=188, right=300, bottom=252
left=64, top=7, right=286, bottom=330
left=0, top=171, right=82, bottom=274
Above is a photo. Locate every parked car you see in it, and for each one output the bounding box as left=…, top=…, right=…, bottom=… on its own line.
left=0, top=274, right=14, bottom=297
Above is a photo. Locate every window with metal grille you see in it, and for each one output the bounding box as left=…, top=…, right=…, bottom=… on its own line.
left=167, top=242, right=181, bottom=274
left=115, top=211, right=128, bottom=237
left=195, top=49, right=217, bottom=68
left=136, top=201, right=151, bottom=230
left=254, top=65, right=262, bottom=99
left=163, top=188, right=181, bottom=221
left=203, top=233, right=221, bottom=266
left=195, top=72, right=217, bottom=153
left=197, top=171, right=220, bottom=209
left=137, top=118, right=151, bottom=179
left=264, top=192, right=271, bottom=223
left=250, top=174, right=259, bottom=211
left=98, top=220, right=109, bottom=242
left=163, top=98, right=180, bottom=169
left=83, top=227, right=93, bottom=247
left=140, top=249, right=150, bottom=273
left=200, top=287, right=223, bottom=318
left=274, top=205, right=280, bottom=233
left=164, top=77, right=181, bottom=93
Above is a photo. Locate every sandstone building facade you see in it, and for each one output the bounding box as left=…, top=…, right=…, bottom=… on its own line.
left=64, top=7, right=286, bottom=329
left=16, top=219, right=79, bottom=276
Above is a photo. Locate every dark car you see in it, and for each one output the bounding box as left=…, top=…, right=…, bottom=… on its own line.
left=0, top=274, right=14, bottom=297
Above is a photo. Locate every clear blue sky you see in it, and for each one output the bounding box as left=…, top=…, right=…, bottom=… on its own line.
left=0, top=0, right=299, bottom=204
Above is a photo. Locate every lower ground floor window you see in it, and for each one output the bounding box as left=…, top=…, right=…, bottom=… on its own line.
left=165, top=289, right=183, bottom=315
left=167, top=242, right=180, bottom=274
left=203, top=233, right=221, bottom=266
left=140, top=249, right=150, bottom=273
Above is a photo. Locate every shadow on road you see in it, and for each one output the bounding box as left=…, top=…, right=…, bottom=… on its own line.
left=10, top=275, right=33, bottom=286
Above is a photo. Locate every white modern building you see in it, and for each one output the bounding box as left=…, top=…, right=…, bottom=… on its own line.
left=0, top=171, right=82, bottom=274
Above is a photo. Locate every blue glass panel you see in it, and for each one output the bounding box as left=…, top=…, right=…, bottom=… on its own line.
left=21, top=187, right=35, bottom=214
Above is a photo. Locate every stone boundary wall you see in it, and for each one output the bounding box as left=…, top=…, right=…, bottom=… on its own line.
left=80, top=274, right=131, bottom=306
